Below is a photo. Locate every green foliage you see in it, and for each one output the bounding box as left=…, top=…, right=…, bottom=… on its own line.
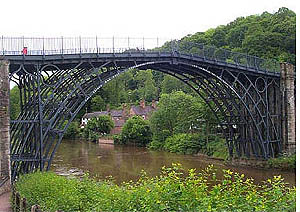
left=10, top=86, right=20, bottom=120
left=135, top=70, right=158, bottom=102
left=198, top=135, right=229, bottom=159
left=161, top=75, right=192, bottom=94
left=83, top=115, right=114, bottom=142
left=96, top=115, right=115, bottom=134
left=90, top=95, right=105, bottom=112
left=161, top=133, right=228, bottom=159
left=119, top=116, right=152, bottom=146
left=267, top=154, right=296, bottom=170
left=164, top=133, right=204, bottom=154
left=149, top=91, right=217, bottom=148
left=180, top=7, right=295, bottom=65
left=63, top=121, right=80, bottom=139
left=15, top=164, right=296, bottom=212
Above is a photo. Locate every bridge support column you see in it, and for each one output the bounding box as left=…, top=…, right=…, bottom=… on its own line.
left=280, top=63, right=296, bottom=154
left=0, top=60, right=11, bottom=193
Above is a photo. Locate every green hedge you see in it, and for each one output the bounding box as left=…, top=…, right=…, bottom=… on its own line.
left=15, top=164, right=295, bottom=212
left=150, top=133, right=229, bottom=159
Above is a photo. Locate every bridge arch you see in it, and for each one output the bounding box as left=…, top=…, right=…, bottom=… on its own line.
left=9, top=55, right=282, bottom=181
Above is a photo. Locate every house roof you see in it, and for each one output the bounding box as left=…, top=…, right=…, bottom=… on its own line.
left=110, top=109, right=123, bottom=117
left=131, top=105, right=154, bottom=116
left=82, top=111, right=108, bottom=119
left=82, top=109, right=123, bottom=119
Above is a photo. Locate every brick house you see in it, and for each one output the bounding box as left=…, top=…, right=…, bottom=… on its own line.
left=81, top=100, right=157, bottom=134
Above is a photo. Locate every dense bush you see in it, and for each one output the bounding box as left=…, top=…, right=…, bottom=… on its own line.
left=118, top=115, right=152, bottom=146
left=160, top=133, right=228, bottom=159
left=63, top=121, right=81, bottom=139
left=163, top=133, right=204, bottom=154
left=149, top=91, right=218, bottom=149
left=15, top=164, right=296, bottom=212
left=83, top=115, right=114, bottom=142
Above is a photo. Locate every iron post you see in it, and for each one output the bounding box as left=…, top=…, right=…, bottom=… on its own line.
left=143, top=37, right=145, bottom=50
left=96, top=36, right=98, bottom=54
left=79, top=36, right=82, bottom=55
left=61, top=36, right=64, bottom=55
left=42, top=37, right=45, bottom=56
left=128, top=37, right=130, bottom=50
left=113, top=36, right=115, bottom=54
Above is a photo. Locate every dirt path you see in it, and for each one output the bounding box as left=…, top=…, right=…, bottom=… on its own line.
left=0, top=192, right=12, bottom=212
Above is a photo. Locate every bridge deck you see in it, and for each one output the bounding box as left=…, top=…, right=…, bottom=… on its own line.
left=4, top=51, right=280, bottom=78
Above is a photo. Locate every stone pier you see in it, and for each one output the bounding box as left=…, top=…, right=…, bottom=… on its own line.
left=280, top=63, right=296, bottom=154
left=0, top=60, right=10, bottom=194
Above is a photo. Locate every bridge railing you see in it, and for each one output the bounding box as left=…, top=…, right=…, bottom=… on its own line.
left=169, top=41, right=281, bottom=73
left=0, top=36, right=280, bottom=73
left=0, top=36, right=169, bottom=55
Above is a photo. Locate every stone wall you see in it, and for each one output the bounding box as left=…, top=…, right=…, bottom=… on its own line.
left=280, top=63, right=296, bottom=154
left=0, top=60, right=10, bottom=193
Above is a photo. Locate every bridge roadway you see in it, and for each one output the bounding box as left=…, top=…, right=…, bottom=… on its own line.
left=5, top=51, right=280, bottom=78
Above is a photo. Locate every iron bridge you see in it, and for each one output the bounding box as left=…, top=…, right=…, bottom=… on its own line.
left=1, top=37, right=284, bottom=181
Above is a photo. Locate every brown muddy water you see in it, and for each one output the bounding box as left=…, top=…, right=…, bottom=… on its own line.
left=51, top=140, right=295, bottom=186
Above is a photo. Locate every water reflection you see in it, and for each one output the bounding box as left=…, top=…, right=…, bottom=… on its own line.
left=51, top=140, right=295, bottom=186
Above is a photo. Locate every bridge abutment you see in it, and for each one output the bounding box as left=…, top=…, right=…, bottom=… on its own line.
left=280, top=63, right=296, bottom=154
left=0, top=60, right=11, bottom=193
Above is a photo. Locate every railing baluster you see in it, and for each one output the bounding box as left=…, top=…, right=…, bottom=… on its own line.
left=61, top=36, right=64, bottom=55
left=113, top=36, right=115, bottom=54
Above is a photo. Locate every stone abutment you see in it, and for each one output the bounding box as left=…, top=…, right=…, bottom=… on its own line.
left=0, top=60, right=10, bottom=194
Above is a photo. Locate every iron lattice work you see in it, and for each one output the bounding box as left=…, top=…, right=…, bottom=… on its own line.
left=4, top=38, right=282, bottom=181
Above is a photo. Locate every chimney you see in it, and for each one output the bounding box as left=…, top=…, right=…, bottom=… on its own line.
left=122, top=103, right=128, bottom=119
left=106, top=104, right=110, bottom=112
left=140, top=99, right=145, bottom=109
left=151, top=100, right=156, bottom=109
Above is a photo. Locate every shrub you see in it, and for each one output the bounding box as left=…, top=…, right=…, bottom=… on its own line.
left=63, top=121, right=80, bottom=139
left=15, top=164, right=296, bottom=212
left=199, top=135, right=229, bottom=159
left=83, top=115, right=114, bottom=142
left=163, top=133, right=204, bottom=154
left=119, top=116, right=152, bottom=146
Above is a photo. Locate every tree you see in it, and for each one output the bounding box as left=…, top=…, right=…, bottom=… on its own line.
left=161, top=75, right=192, bottom=94
left=91, top=95, right=105, bottom=112
left=149, top=91, right=218, bottom=149
left=96, top=115, right=115, bottom=135
left=119, top=116, right=152, bottom=146
left=83, top=115, right=114, bottom=141
left=136, top=70, right=158, bottom=102
left=175, top=7, right=296, bottom=65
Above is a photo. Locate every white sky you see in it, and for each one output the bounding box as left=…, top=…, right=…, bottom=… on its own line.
left=2, top=0, right=297, bottom=39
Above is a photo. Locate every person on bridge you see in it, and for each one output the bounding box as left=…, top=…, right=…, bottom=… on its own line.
left=22, top=47, right=28, bottom=55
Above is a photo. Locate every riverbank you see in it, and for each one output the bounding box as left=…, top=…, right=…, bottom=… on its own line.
left=224, top=155, right=296, bottom=172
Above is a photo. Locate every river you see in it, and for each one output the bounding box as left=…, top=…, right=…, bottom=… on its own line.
left=51, top=139, right=295, bottom=186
